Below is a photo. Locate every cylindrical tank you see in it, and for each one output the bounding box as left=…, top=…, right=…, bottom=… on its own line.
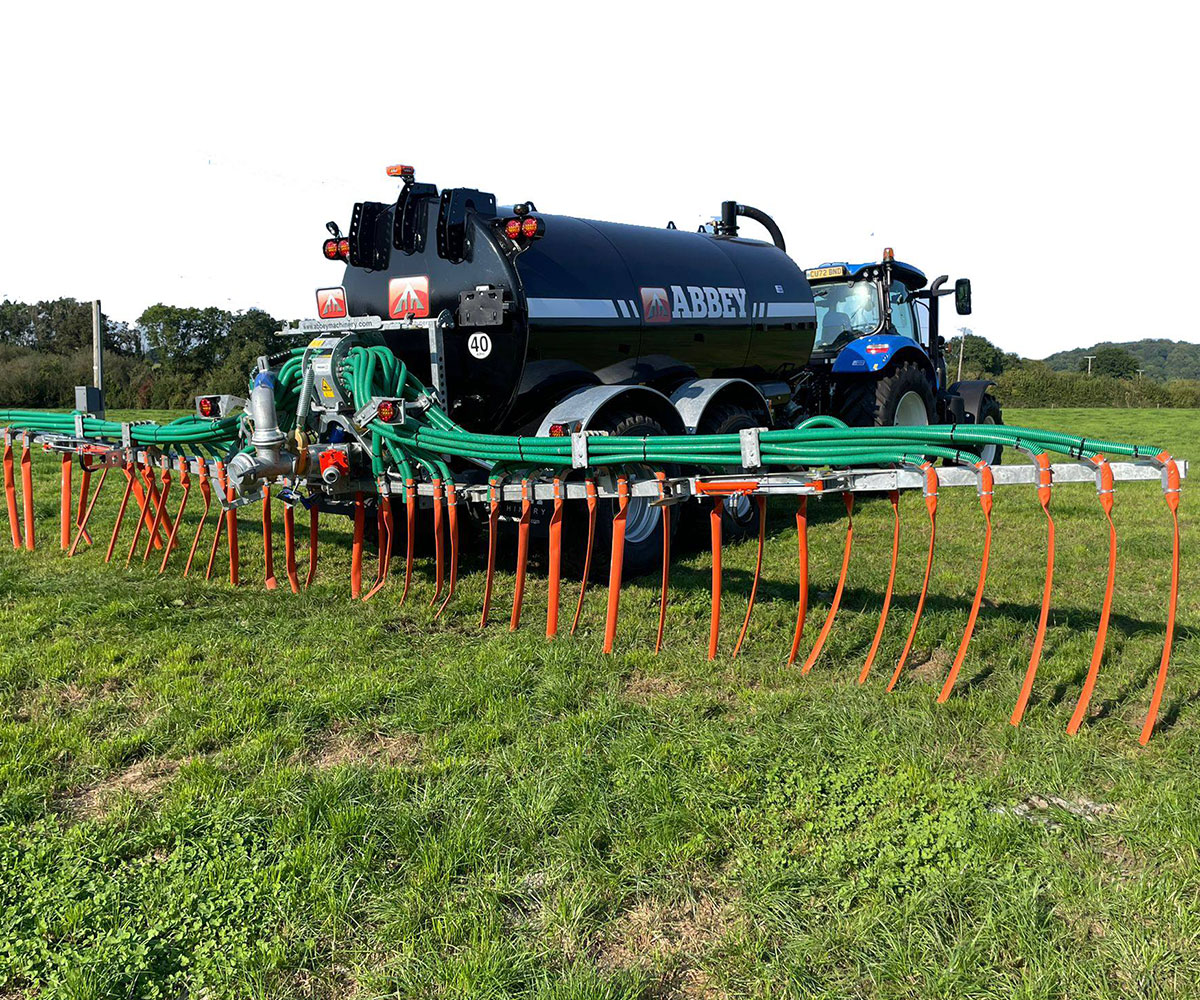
left=340, top=186, right=816, bottom=431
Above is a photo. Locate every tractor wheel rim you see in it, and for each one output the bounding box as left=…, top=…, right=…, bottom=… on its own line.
left=979, top=415, right=999, bottom=464
left=894, top=391, right=930, bottom=427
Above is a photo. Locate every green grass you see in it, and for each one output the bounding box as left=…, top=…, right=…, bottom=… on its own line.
left=0, top=408, right=1196, bottom=999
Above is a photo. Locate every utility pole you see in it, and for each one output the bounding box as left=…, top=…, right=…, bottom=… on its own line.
left=956, top=326, right=971, bottom=382
left=1136, top=368, right=1144, bottom=380
left=91, top=300, right=103, bottom=392
left=1084, top=354, right=1097, bottom=375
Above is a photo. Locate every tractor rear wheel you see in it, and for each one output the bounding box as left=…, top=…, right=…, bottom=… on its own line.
left=975, top=395, right=1004, bottom=466
left=837, top=361, right=935, bottom=428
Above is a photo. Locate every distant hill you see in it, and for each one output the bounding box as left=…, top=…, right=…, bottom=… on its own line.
left=1041, top=339, right=1200, bottom=381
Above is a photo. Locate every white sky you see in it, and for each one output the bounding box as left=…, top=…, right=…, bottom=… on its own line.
left=2, top=0, right=1196, bottom=358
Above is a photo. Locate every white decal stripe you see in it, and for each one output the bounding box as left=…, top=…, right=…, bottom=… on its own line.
left=628, top=299, right=639, bottom=318
left=616, top=299, right=629, bottom=318
left=527, top=297, right=620, bottom=319
left=765, top=302, right=817, bottom=319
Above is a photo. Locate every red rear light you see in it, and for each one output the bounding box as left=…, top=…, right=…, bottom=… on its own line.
left=337, top=238, right=351, bottom=260
left=323, top=239, right=339, bottom=260
left=548, top=422, right=567, bottom=437
left=503, top=218, right=522, bottom=240
left=376, top=400, right=396, bottom=423
left=521, top=216, right=542, bottom=239
left=198, top=396, right=215, bottom=418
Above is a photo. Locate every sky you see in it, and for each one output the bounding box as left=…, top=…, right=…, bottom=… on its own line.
left=2, top=0, right=1197, bottom=359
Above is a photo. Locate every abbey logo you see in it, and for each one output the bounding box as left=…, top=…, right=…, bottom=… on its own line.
left=315, top=286, right=347, bottom=320
left=388, top=276, right=430, bottom=319
left=639, top=285, right=748, bottom=323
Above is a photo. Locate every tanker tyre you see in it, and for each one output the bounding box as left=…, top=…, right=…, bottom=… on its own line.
left=836, top=360, right=935, bottom=428
left=686, top=402, right=764, bottom=544
left=571, top=410, right=679, bottom=582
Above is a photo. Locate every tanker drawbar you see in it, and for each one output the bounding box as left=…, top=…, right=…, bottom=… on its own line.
left=1, top=165, right=1187, bottom=747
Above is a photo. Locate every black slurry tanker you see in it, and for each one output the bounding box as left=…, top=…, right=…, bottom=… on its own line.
left=312, top=166, right=998, bottom=571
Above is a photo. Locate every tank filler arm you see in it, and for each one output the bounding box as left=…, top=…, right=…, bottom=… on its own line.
left=717, top=201, right=787, bottom=251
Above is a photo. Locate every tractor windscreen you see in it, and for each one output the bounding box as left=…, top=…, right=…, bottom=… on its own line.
left=812, top=280, right=882, bottom=349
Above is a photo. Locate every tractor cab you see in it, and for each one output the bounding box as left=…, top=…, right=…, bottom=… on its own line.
left=805, top=255, right=931, bottom=360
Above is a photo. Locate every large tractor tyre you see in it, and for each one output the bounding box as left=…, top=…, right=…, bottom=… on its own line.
left=685, top=402, right=764, bottom=544
left=837, top=360, right=935, bottom=428
left=975, top=395, right=1004, bottom=466
left=570, top=409, right=679, bottom=581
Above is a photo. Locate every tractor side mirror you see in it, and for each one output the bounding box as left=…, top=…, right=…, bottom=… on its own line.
left=955, top=278, right=972, bottom=315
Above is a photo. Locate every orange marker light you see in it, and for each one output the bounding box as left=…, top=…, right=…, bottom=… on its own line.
left=883, top=247, right=895, bottom=262
left=386, top=164, right=415, bottom=179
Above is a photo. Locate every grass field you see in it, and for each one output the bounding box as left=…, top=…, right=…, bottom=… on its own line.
left=0, top=407, right=1196, bottom=999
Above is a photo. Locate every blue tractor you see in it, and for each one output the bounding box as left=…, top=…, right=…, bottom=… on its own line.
left=793, top=250, right=1003, bottom=463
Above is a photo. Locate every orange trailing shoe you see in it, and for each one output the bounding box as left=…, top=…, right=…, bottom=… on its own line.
left=602, top=475, right=629, bottom=654
left=937, top=461, right=995, bottom=703
left=350, top=491, right=365, bottom=599
left=1067, top=457, right=1116, bottom=735
left=654, top=472, right=670, bottom=654
left=859, top=490, right=901, bottom=684
left=436, top=480, right=460, bottom=618
left=107, top=461, right=136, bottom=564
left=510, top=479, right=532, bottom=630
left=708, top=495, right=723, bottom=660
left=127, top=458, right=158, bottom=566
left=3, top=430, right=20, bottom=549
left=801, top=492, right=855, bottom=675
left=732, top=495, right=768, bottom=658
left=143, top=458, right=173, bottom=562
left=400, top=478, right=415, bottom=605
left=888, top=464, right=939, bottom=692
left=142, top=457, right=166, bottom=552
left=305, top=504, right=319, bottom=590
left=546, top=477, right=564, bottom=637
left=60, top=453, right=72, bottom=550
left=787, top=495, right=811, bottom=666
left=281, top=496, right=300, bottom=594
left=1011, top=455, right=1055, bottom=725
left=158, top=456, right=190, bottom=572
left=70, top=461, right=109, bottom=558
left=429, top=478, right=445, bottom=607
left=184, top=461, right=213, bottom=577
left=570, top=478, right=598, bottom=634
left=205, top=463, right=228, bottom=582
left=1139, top=454, right=1181, bottom=745
left=74, top=457, right=94, bottom=548
left=261, top=485, right=278, bottom=590
left=480, top=477, right=501, bottom=626
left=20, top=432, right=34, bottom=551
left=224, top=472, right=240, bottom=586
left=363, top=481, right=393, bottom=602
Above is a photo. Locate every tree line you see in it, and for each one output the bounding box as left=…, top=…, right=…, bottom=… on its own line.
left=1, top=297, right=1197, bottom=411
left=944, top=333, right=1200, bottom=409
left=0, top=298, right=281, bottom=409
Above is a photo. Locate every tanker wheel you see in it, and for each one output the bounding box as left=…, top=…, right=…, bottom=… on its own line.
left=975, top=395, right=1004, bottom=466
left=572, top=409, right=679, bottom=581
left=690, top=402, right=764, bottom=543
left=837, top=360, right=935, bottom=428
